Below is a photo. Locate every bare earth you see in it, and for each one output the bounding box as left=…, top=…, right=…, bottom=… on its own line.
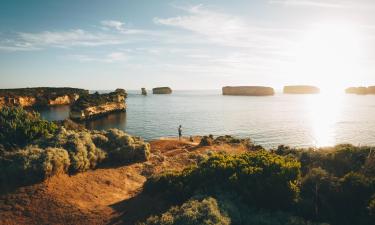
left=0, top=137, right=247, bottom=225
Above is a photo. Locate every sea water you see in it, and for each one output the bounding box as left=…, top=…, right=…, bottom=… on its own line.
left=38, top=90, right=375, bottom=148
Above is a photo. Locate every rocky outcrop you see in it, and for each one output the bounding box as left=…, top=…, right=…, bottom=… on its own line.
left=283, top=85, right=320, bottom=94
left=346, top=86, right=375, bottom=95
left=152, top=87, right=172, bottom=94
left=222, top=86, right=274, bottom=96
left=0, top=87, right=88, bottom=108
left=70, top=89, right=127, bottom=121
left=141, top=88, right=147, bottom=96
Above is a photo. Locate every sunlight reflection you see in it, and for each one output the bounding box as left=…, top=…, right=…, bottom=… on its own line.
left=306, top=93, right=344, bottom=147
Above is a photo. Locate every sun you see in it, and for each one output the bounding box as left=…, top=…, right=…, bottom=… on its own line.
left=291, top=22, right=363, bottom=94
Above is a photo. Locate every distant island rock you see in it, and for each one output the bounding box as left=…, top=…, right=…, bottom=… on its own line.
left=153, top=87, right=172, bottom=94
left=0, top=87, right=88, bottom=108
left=283, top=85, right=320, bottom=94
left=69, top=89, right=127, bottom=121
left=222, top=86, right=275, bottom=96
left=141, top=88, right=147, bottom=96
left=346, top=86, right=375, bottom=95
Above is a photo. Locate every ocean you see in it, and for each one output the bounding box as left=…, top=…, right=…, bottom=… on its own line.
left=38, top=90, right=375, bottom=148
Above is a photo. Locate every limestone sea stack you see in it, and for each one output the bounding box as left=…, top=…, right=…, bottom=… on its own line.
left=141, top=88, right=147, bottom=96
left=283, top=85, right=320, bottom=94
left=70, top=89, right=127, bottom=121
left=152, top=87, right=172, bottom=94
left=222, top=86, right=275, bottom=96
left=0, top=87, right=88, bottom=108
left=346, top=86, right=375, bottom=95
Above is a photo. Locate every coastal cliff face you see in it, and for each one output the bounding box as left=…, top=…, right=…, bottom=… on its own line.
left=141, top=88, right=147, bottom=96
left=152, top=87, right=172, bottom=94
left=222, top=86, right=275, bottom=96
left=0, top=87, right=88, bottom=108
left=283, top=85, right=320, bottom=94
left=70, top=89, right=127, bottom=121
left=346, top=86, right=375, bottom=95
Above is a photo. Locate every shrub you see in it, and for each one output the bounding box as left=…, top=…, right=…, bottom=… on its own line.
left=46, top=128, right=107, bottom=172
left=142, top=197, right=231, bottom=225
left=0, top=107, right=57, bottom=148
left=0, top=146, right=70, bottom=187
left=95, top=129, right=151, bottom=163
left=42, top=147, right=70, bottom=177
left=199, top=135, right=252, bottom=148
left=145, top=151, right=301, bottom=210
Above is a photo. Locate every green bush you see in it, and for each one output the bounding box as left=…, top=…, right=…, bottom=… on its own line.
left=42, top=147, right=71, bottom=177
left=141, top=197, right=231, bottom=225
left=0, top=146, right=70, bottom=187
left=93, top=129, right=150, bottom=163
left=199, top=135, right=252, bottom=149
left=42, top=128, right=107, bottom=172
left=145, top=151, right=301, bottom=210
left=0, top=107, right=57, bottom=148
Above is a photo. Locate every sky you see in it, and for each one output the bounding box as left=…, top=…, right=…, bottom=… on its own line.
left=1, top=0, right=375, bottom=91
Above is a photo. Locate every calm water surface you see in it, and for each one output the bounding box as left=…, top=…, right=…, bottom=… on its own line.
left=38, top=90, right=375, bottom=148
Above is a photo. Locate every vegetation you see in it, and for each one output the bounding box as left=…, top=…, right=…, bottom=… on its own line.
left=199, top=135, right=253, bottom=149
left=70, top=89, right=126, bottom=111
left=144, top=145, right=375, bottom=225
left=0, top=107, right=58, bottom=148
left=0, top=87, right=88, bottom=98
left=0, top=107, right=149, bottom=188
left=145, top=151, right=300, bottom=209
left=141, top=197, right=231, bottom=225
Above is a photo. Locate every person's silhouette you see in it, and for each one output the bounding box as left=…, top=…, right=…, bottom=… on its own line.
left=178, top=125, right=182, bottom=140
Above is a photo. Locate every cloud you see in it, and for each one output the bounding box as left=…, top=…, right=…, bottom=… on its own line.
left=0, top=29, right=125, bottom=52
left=69, top=52, right=128, bottom=63
left=101, top=20, right=125, bottom=31
left=269, top=0, right=344, bottom=8
left=153, top=5, right=298, bottom=52
left=269, top=0, right=375, bottom=9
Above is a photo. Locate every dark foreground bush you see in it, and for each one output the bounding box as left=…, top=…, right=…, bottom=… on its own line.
left=141, top=195, right=327, bottom=225
left=145, top=151, right=301, bottom=211
left=141, top=197, right=231, bottom=225
left=0, top=107, right=57, bottom=148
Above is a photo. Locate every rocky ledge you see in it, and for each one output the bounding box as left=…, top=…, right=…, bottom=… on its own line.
left=283, top=85, right=320, bottom=94
left=70, top=89, right=127, bottom=121
left=222, top=86, right=275, bottom=96
left=0, top=87, right=88, bottom=108
left=152, top=87, right=172, bottom=94
left=346, top=86, right=375, bottom=95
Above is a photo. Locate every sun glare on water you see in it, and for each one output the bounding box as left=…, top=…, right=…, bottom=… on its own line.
left=291, top=22, right=363, bottom=146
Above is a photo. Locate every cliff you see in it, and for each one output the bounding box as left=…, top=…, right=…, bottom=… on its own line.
left=141, top=88, right=147, bottom=96
left=346, top=86, right=375, bottom=95
left=0, top=87, right=88, bottom=108
left=283, top=85, right=320, bottom=94
left=70, top=89, right=127, bottom=121
left=152, top=87, right=172, bottom=94
left=222, top=86, right=275, bottom=96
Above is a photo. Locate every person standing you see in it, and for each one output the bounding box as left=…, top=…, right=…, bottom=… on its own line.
left=178, top=125, right=182, bottom=140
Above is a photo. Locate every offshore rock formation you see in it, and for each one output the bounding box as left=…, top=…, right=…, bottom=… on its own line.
left=152, top=87, right=172, bottom=94
left=0, top=87, right=88, bottom=108
left=346, top=86, right=375, bottom=95
left=70, top=89, right=127, bottom=121
left=222, top=86, right=275, bottom=96
left=283, top=85, right=320, bottom=94
left=141, top=88, right=147, bottom=96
